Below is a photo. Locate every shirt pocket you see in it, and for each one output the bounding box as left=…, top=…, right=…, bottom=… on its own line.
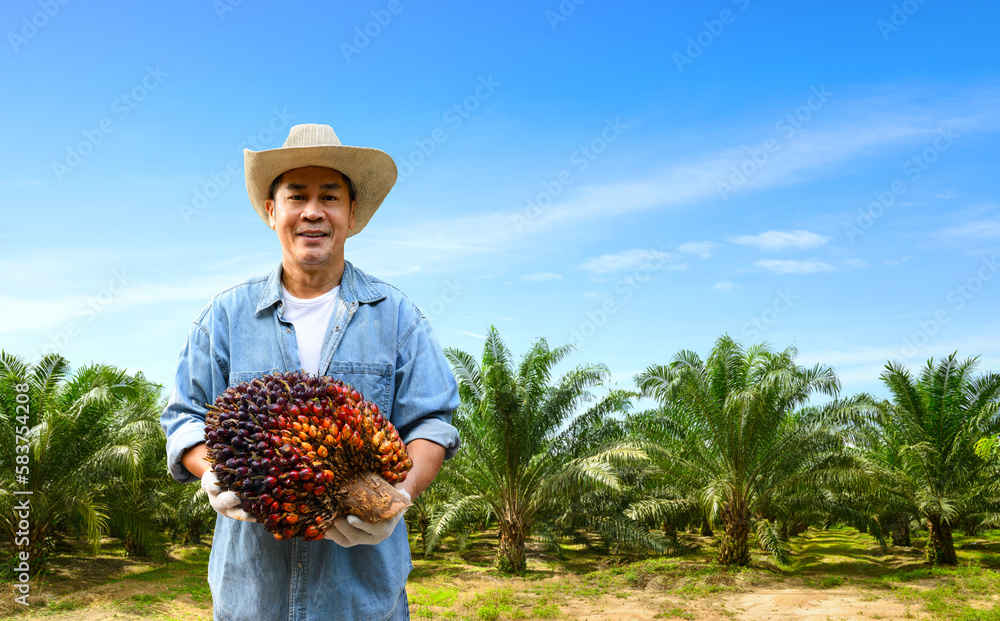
left=325, top=361, right=393, bottom=419
left=228, top=367, right=281, bottom=389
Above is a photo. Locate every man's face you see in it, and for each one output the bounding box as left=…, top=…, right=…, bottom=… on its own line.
left=265, top=166, right=356, bottom=271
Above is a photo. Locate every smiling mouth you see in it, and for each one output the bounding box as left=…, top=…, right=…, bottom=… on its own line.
left=298, top=232, right=329, bottom=239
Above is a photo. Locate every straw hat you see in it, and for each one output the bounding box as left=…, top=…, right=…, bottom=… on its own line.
left=244, top=124, right=397, bottom=237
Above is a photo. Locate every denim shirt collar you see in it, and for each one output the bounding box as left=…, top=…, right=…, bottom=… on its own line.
left=254, top=259, right=386, bottom=316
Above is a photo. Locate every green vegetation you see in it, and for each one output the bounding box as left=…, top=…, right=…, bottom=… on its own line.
left=2, top=334, right=1000, bottom=618
left=845, top=355, right=1000, bottom=565
left=432, top=328, right=658, bottom=572
left=630, top=336, right=873, bottom=566
left=0, top=353, right=171, bottom=571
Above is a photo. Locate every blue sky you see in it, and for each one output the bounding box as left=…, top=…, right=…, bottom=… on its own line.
left=1, top=0, right=998, bottom=403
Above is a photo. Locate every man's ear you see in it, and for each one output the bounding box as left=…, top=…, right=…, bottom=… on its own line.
left=348, top=200, right=357, bottom=231
left=265, top=199, right=277, bottom=230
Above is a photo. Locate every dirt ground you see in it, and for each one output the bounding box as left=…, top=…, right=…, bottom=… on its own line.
left=3, top=529, right=999, bottom=620
left=0, top=571, right=989, bottom=621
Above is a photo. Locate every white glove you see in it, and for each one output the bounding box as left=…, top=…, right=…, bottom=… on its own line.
left=325, top=489, right=410, bottom=547
left=201, top=470, right=255, bottom=522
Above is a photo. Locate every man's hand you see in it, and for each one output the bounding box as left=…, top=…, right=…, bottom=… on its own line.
left=324, top=489, right=410, bottom=547
left=201, top=470, right=256, bottom=522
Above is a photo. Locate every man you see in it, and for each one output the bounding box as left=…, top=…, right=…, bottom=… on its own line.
left=161, top=123, right=460, bottom=621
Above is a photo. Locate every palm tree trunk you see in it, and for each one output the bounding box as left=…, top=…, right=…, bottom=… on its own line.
left=789, top=521, right=809, bottom=537
left=663, top=520, right=677, bottom=540
left=123, top=533, right=143, bottom=557
left=417, top=512, right=429, bottom=551
left=497, top=517, right=526, bottom=573
left=926, top=515, right=957, bottom=565
left=889, top=518, right=910, bottom=547
left=718, top=498, right=751, bottom=566
left=700, top=512, right=714, bottom=537
left=184, top=519, right=203, bottom=545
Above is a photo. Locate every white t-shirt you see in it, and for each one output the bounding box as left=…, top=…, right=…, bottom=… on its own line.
left=279, top=283, right=345, bottom=375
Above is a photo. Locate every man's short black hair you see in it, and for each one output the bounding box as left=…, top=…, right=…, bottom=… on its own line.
left=268, top=170, right=357, bottom=203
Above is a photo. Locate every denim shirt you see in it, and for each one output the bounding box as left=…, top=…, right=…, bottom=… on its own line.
left=160, top=260, right=460, bottom=621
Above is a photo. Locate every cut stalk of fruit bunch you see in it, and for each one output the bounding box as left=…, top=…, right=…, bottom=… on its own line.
left=203, top=371, right=412, bottom=540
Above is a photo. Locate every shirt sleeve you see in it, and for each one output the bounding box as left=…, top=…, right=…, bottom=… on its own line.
left=160, top=319, right=228, bottom=483
left=391, top=315, right=461, bottom=460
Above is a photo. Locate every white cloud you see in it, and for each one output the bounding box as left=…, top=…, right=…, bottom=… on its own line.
left=755, top=259, right=836, bottom=274
left=940, top=219, right=1000, bottom=239
left=0, top=276, right=242, bottom=335
left=884, top=256, right=916, bottom=267
left=456, top=330, right=486, bottom=339
left=678, top=241, right=716, bottom=258
left=578, top=249, right=684, bottom=275
left=714, top=280, right=737, bottom=292
left=519, top=272, right=562, bottom=282
left=936, top=190, right=958, bottom=199
left=342, top=86, right=1000, bottom=273
left=729, top=230, right=830, bottom=250
left=842, top=259, right=871, bottom=270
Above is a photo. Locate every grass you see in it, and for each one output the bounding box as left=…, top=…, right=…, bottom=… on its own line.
left=0, top=541, right=215, bottom=621
left=1, top=527, right=998, bottom=620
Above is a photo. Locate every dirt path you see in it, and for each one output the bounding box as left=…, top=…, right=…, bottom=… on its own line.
left=727, top=588, right=908, bottom=621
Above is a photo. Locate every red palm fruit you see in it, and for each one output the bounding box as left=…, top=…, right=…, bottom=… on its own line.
left=204, top=371, right=412, bottom=539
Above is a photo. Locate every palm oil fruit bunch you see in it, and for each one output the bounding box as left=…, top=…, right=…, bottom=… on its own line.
left=204, top=371, right=412, bottom=541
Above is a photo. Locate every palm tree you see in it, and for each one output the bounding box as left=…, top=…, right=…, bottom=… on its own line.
left=0, top=353, right=165, bottom=570
left=632, top=336, right=872, bottom=566
left=427, top=327, right=655, bottom=572
left=975, top=435, right=999, bottom=460
left=152, top=481, right=216, bottom=545
left=851, top=355, right=1000, bottom=565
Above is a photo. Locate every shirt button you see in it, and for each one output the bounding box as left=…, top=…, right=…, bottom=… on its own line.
left=286, top=328, right=291, bottom=333
left=335, top=326, right=340, bottom=331
left=297, top=563, right=303, bottom=568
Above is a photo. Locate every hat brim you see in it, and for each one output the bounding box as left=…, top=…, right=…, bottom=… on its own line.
left=244, top=144, right=397, bottom=237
